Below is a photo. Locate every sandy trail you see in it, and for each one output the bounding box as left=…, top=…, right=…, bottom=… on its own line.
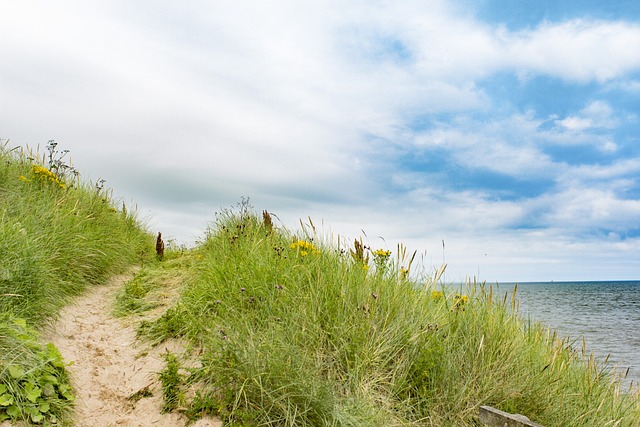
left=39, top=272, right=221, bottom=427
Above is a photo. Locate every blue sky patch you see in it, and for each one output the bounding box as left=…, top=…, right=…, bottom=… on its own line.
left=466, top=0, right=640, bottom=29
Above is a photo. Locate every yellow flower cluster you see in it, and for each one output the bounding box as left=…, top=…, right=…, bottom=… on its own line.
left=430, top=290, right=469, bottom=310
left=371, top=249, right=391, bottom=258
left=22, top=165, right=66, bottom=189
left=431, top=290, right=445, bottom=300
left=454, top=294, right=469, bottom=305
left=290, top=240, right=319, bottom=257
left=371, top=248, right=391, bottom=274
left=453, top=294, right=469, bottom=311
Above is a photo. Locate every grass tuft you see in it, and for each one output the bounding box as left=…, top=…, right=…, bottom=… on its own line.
left=159, top=352, right=184, bottom=413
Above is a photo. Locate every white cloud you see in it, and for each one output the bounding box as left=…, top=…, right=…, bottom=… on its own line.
left=606, top=79, right=640, bottom=92
left=340, top=9, right=640, bottom=84
left=557, top=116, right=594, bottom=131
left=557, top=159, right=640, bottom=191
left=506, top=20, right=640, bottom=83
left=542, top=186, right=640, bottom=231
left=601, top=140, right=618, bottom=152
left=411, top=113, right=557, bottom=178
left=556, top=100, right=618, bottom=132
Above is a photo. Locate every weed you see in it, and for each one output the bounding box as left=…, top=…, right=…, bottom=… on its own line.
left=44, top=140, right=78, bottom=181
left=371, top=248, right=391, bottom=276
left=262, top=210, right=273, bottom=234
left=114, top=271, right=156, bottom=316
left=350, top=237, right=369, bottom=269
left=0, top=315, right=74, bottom=424
left=159, top=352, right=183, bottom=413
left=127, top=385, right=153, bottom=403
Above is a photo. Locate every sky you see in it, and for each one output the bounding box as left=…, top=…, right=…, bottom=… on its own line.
left=2, top=0, right=640, bottom=282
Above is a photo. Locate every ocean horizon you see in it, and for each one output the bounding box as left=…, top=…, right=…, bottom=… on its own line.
left=493, top=280, right=640, bottom=389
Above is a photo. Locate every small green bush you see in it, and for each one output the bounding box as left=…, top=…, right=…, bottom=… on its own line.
left=0, top=314, right=74, bottom=424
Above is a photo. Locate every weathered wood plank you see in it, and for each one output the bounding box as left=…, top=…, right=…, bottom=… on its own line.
left=478, top=406, right=545, bottom=427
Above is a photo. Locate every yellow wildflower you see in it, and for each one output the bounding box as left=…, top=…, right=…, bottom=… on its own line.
left=372, top=248, right=391, bottom=274
left=29, top=164, right=66, bottom=189
left=290, top=240, right=319, bottom=256
left=431, top=290, right=445, bottom=300
left=453, top=294, right=469, bottom=311
left=372, top=249, right=391, bottom=257
left=454, top=294, right=469, bottom=304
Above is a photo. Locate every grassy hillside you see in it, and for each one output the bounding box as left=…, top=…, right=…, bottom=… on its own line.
left=123, top=203, right=640, bottom=427
left=0, top=141, right=153, bottom=424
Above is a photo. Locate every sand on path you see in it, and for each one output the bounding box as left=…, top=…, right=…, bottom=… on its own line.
left=37, top=272, right=221, bottom=427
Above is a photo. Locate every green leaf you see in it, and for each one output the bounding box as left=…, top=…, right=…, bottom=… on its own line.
left=24, top=383, right=42, bottom=403
left=40, top=374, right=59, bottom=385
left=58, top=384, right=74, bottom=401
left=0, top=393, right=14, bottom=406
left=6, top=405, right=20, bottom=417
left=45, top=343, right=66, bottom=368
left=28, top=407, right=43, bottom=423
left=7, top=365, right=23, bottom=379
left=50, top=358, right=65, bottom=369
left=42, top=383, right=56, bottom=397
left=38, top=401, right=50, bottom=413
left=0, top=384, right=6, bottom=394
left=44, top=342, right=60, bottom=357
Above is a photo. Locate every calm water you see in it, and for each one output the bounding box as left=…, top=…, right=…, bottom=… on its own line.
left=497, top=281, right=640, bottom=389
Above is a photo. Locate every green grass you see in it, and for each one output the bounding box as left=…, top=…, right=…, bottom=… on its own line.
left=0, top=141, right=153, bottom=424
left=113, top=248, right=193, bottom=319
left=134, top=205, right=640, bottom=426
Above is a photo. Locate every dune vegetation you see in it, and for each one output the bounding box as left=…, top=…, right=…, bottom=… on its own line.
left=128, top=202, right=640, bottom=426
left=0, top=141, right=153, bottom=424
left=2, top=141, right=640, bottom=426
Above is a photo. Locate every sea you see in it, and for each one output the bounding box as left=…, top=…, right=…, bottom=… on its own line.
left=496, top=280, right=640, bottom=390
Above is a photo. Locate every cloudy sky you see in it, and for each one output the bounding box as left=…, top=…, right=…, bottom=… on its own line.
left=2, top=0, right=640, bottom=282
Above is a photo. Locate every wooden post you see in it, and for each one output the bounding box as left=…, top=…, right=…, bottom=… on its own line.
left=155, top=232, right=165, bottom=260
left=478, top=406, right=545, bottom=427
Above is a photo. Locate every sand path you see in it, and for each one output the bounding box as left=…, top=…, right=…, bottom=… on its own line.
left=39, top=272, right=221, bottom=427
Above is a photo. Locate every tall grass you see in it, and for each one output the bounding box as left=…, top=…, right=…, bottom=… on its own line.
left=140, top=204, right=640, bottom=426
left=0, top=141, right=153, bottom=424
left=0, top=142, right=153, bottom=321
